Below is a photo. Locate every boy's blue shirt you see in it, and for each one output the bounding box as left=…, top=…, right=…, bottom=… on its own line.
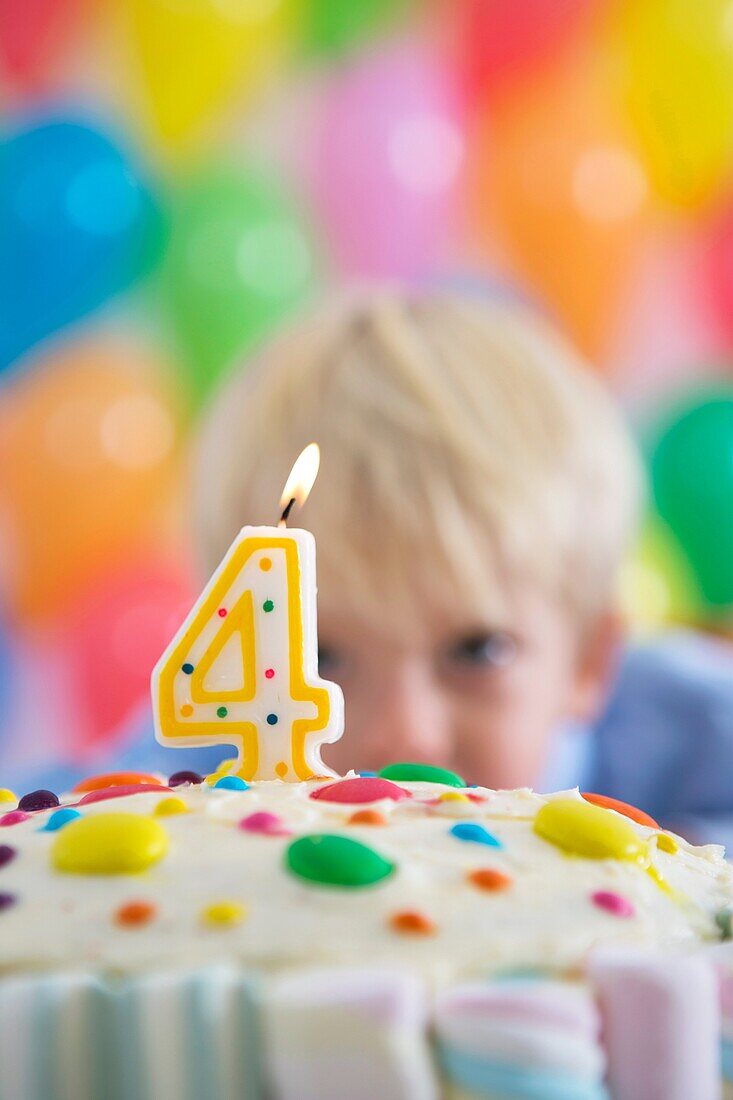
left=541, top=630, right=733, bottom=849
left=6, top=630, right=733, bottom=852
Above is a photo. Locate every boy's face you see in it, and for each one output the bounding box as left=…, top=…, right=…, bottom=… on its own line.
left=319, top=584, right=616, bottom=789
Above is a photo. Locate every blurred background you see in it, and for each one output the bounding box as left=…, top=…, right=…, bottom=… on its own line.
left=1, top=0, right=733, bottom=786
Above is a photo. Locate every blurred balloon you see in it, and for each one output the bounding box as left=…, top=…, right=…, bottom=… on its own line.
left=649, top=386, right=733, bottom=607
left=0, top=119, right=163, bottom=372
left=302, top=0, right=411, bottom=57
left=0, top=340, right=181, bottom=623
left=163, top=167, right=317, bottom=403
left=122, top=0, right=290, bottom=152
left=619, top=517, right=703, bottom=634
left=614, top=0, right=733, bottom=209
left=63, top=559, right=194, bottom=750
left=314, top=43, right=463, bottom=278
left=702, top=201, right=733, bottom=342
left=0, top=0, right=84, bottom=92
left=470, top=42, right=649, bottom=356
left=456, top=0, right=601, bottom=102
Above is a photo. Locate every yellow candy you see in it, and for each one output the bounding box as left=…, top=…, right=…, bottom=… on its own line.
left=655, top=833, right=679, bottom=855
left=0, top=789, right=16, bottom=804
left=202, top=900, right=246, bottom=927
left=205, top=759, right=236, bottom=786
left=439, top=792, right=469, bottom=803
left=533, top=799, right=647, bottom=865
left=52, top=814, right=169, bottom=875
left=153, top=797, right=188, bottom=817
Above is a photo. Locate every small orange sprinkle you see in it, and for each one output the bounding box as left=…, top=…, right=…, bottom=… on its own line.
left=348, top=809, right=387, bottom=826
left=74, top=772, right=164, bottom=794
left=389, top=910, right=436, bottom=935
left=259, top=557, right=272, bottom=571
left=468, top=868, right=512, bottom=892
left=115, top=901, right=156, bottom=927
left=180, top=704, right=193, bottom=717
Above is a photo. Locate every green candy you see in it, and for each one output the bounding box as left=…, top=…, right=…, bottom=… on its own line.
left=285, top=834, right=395, bottom=888
left=378, top=763, right=465, bottom=788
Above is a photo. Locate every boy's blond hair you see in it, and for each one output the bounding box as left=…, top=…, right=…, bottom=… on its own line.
left=195, top=290, right=641, bottom=643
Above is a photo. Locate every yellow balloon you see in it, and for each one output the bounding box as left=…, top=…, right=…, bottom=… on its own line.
left=121, top=0, right=292, bottom=152
left=615, top=0, right=733, bottom=208
left=618, top=517, right=702, bottom=634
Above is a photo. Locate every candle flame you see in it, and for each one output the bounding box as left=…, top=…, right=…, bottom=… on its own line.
left=279, top=443, right=320, bottom=525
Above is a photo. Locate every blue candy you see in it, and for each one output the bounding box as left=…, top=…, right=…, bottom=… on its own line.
left=213, top=776, right=249, bottom=791
left=449, top=822, right=503, bottom=848
left=40, top=808, right=82, bottom=832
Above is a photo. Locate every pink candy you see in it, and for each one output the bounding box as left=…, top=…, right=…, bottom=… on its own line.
left=239, top=811, right=291, bottom=837
left=592, top=890, right=635, bottom=918
left=0, top=811, right=31, bottom=827
left=310, top=777, right=411, bottom=804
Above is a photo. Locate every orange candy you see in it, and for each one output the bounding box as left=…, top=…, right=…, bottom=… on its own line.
left=389, top=910, right=436, bottom=936
left=348, top=810, right=388, bottom=826
left=468, top=868, right=512, bottom=892
left=581, top=792, right=659, bottom=830
left=115, top=901, right=156, bottom=927
left=73, top=772, right=165, bottom=794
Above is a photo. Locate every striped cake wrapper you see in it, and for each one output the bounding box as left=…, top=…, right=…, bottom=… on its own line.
left=0, top=967, right=262, bottom=1100
left=434, top=978, right=609, bottom=1100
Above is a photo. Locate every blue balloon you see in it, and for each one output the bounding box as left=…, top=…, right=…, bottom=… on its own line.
left=0, top=118, right=164, bottom=372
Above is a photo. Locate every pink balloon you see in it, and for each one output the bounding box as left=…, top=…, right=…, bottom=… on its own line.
left=62, top=560, right=195, bottom=751
left=314, top=43, right=464, bottom=278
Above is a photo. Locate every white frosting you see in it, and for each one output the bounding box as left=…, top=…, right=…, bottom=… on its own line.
left=1, top=778, right=731, bottom=984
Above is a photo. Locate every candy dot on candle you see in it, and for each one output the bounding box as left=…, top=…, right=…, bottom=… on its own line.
left=265, top=668, right=275, bottom=679
left=259, top=557, right=272, bottom=571
left=181, top=704, right=193, bottom=717
left=266, top=713, right=278, bottom=725
left=263, top=599, right=274, bottom=613
left=217, top=706, right=228, bottom=718
left=275, top=762, right=288, bottom=778
left=182, top=663, right=194, bottom=675
left=217, top=608, right=227, bottom=618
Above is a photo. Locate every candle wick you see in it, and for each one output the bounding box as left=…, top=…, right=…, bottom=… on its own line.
left=279, top=497, right=296, bottom=527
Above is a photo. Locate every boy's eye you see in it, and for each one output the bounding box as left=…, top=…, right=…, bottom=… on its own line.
left=447, top=631, right=518, bottom=669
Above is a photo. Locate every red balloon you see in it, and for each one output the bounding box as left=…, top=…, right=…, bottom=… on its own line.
left=0, top=0, right=83, bottom=91
left=457, top=0, right=599, bottom=102
left=62, top=560, right=195, bottom=751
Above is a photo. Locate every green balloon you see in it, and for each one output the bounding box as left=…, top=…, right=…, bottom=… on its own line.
left=650, top=387, right=733, bottom=607
left=303, top=0, right=412, bottom=57
left=163, top=167, right=316, bottom=404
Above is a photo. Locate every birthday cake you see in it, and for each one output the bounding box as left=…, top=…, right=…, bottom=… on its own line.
left=0, top=766, right=732, bottom=1100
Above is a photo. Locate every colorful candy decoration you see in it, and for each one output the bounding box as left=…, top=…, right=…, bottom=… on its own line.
left=153, top=796, right=188, bottom=816
left=591, top=890, right=635, bottom=918
left=168, top=771, right=204, bottom=787
left=0, top=811, right=30, bottom=827
left=213, top=777, right=250, bottom=792
left=0, top=120, right=162, bottom=372
left=0, top=845, right=16, bottom=868
left=389, top=910, right=436, bottom=935
left=52, top=813, right=169, bottom=874
left=581, top=792, right=659, bottom=829
left=468, top=868, right=512, bottom=892
left=0, top=893, right=17, bottom=912
left=379, top=764, right=465, bottom=788
left=201, top=900, right=247, bottom=927
left=77, top=784, right=172, bottom=806
left=0, top=792, right=16, bottom=805
left=534, top=799, right=646, bottom=864
left=450, top=823, right=503, bottom=848
left=239, top=811, right=292, bottom=837
left=40, top=808, right=81, bottom=832
left=285, top=834, right=395, bottom=888
left=310, top=777, right=411, bottom=803
left=17, top=789, right=59, bottom=812
left=348, top=810, right=388, bottom=826
left=115, top=900, right=157, bottom=927
left=73, top=773, right=165, bottom=794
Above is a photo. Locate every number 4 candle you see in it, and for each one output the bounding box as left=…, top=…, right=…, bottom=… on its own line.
left=152, top=444, right=344, bottom=781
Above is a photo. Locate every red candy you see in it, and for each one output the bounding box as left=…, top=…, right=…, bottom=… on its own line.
left=77, top=784, right=172, bottom=806
left=309, top=777, right=411, bottom=804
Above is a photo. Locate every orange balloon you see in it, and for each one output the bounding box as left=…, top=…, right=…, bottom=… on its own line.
left=0, top=340, right=181, bottom=623
left=469, top=40, right=651, bottom=357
